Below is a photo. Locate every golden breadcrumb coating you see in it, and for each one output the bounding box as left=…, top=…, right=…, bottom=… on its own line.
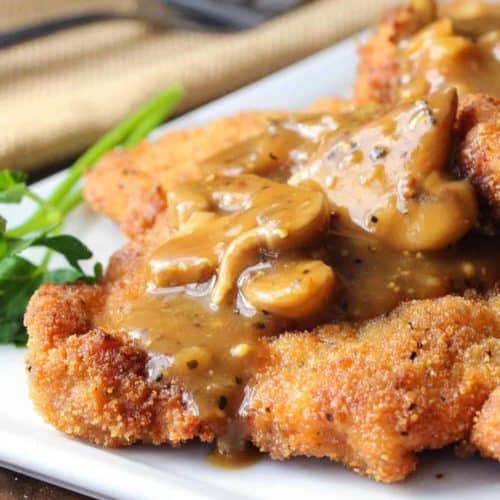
left=25, top=232, right=500, bottom=481
left=243, top=294, right=500, bottom=482
left=353, top=0, right=435, bottom=104
left=471, top=386, right=500, bottom=461
left=456, top=94, right=500, bottom=222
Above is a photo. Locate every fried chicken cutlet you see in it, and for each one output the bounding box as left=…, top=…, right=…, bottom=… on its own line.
left=25, top=232, right=500, bottom=482
left=25, top=0, right=500, bottom=485
left=456, top=94, right=500, bottom=223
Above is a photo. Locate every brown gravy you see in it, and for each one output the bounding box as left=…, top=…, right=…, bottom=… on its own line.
left=441, top=0, right=500, bottom=37
left=397, top=18, right=500, bottom=101
left=208, top=444, right=261, bottom=469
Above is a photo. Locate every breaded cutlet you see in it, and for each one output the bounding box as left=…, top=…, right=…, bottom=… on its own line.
left=25, top=225, right=500, bottom=481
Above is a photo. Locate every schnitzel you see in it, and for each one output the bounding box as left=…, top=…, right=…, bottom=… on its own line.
left=25, top=0, right=500, bottom=483
left=25, top=231, right=500, bottom=482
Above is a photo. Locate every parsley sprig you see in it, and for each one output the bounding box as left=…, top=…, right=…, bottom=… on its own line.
left=0, top=84, right=184, bottom=346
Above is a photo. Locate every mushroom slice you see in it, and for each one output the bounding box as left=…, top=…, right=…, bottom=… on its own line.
left=199, top=114, right=343, bottom=180
left=148, top=174, right=329, bottom=299
left=167, top=183, right=211, bottom=229
left=210, top=185, right=329, bottom=304
left=289, top=89, right=478, bottom=251
left=240, top=259, right=335, bottom=319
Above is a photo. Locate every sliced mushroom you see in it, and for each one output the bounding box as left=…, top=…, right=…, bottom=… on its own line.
left=289, top=89, right=478, bottom=251
left=167, top=183, right=211, bottom=229
left=149, top=255, right=215, bottom=288
left=200, top=114, right=339, bottom=180
left=241, top=259, right=335, bottom=319
left=210, top=182, right=329, bottom=304
left=149, top=174, right=329, bottom=299
left=199, top=110, right=379, bottom=181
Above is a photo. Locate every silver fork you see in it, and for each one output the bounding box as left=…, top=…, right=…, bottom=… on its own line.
left=0, top=0, right=300, bottom=49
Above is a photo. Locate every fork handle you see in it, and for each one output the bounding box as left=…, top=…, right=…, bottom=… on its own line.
left=0, top=11, right=129, bottom=49
left=165, top=0, right=268, bottom=29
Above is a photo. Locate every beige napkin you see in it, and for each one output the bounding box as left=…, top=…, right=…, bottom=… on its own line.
left=0, top=0, right=401, bottom=172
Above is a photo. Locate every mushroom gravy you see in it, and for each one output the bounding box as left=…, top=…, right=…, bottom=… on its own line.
left=396, top=6, right=500, bottom=101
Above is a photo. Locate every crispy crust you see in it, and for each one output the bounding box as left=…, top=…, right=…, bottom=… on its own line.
left=353, top=7, right=401, bottom=105
left=26, top=257, right=500, bottom=481
left=472, top=387, right=500, bottom=460
left=243, top=294, right=500, bottom=482
left=456, top=94, right=500, bottom=222
left=25, top=282, right=221, bottom=448
left=353, top=1, right=435, bottom=104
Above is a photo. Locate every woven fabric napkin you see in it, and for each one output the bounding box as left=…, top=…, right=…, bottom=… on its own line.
left=0, top=0, right=401, bottom=172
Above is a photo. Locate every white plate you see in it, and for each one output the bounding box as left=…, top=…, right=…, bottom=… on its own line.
left=1, top=34, right=499, bottom=500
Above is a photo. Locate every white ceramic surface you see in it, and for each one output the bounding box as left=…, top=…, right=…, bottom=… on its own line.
left=0, top=34, right=499, bottom=500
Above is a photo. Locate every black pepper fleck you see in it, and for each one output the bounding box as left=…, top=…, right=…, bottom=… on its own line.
left=255, top=322, right=266, bottom=330
left=269, top=152, right=278, bottom=160
left=409, top=351, right=417, bottom=361
left=187, top=360, right=199, bottom=370
left=371, top=215, right=379, bottom=223
left=218, top=395, right=228, bottom=410
left=369, top=145, right=388, bottom=161
left=327, top=149, right=336, bottom=161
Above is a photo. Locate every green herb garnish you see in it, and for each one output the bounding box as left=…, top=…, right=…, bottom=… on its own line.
left=0, top=84, right=184, bottom=346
